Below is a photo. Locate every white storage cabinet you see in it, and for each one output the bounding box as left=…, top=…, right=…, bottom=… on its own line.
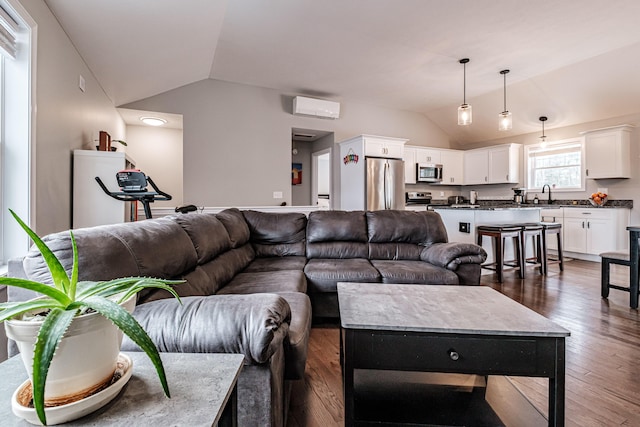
left=583, top=125, right=633, bottom=179
left=562, top=208, right=629, bottom=257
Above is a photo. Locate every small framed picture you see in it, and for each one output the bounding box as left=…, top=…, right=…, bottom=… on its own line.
left=292, top=163, right=302, bottom=185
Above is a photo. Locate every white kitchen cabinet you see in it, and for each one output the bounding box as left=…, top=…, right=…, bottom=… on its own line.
left=414, top=147, right=441, bottom=164
left=562, top=208, right=629, bottom=257
left=463, top=149, right=489, bottom=185
left=359, top=135, right=405, bottom=159
left=440, top=149, right=464, bottom=185
left=403, top=147, right=417, bottom=184
left=463, top=144, right=521, bottom=185
left=583, top=125, right=633, bottom=179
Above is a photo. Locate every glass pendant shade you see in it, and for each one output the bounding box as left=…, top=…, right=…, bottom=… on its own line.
left=498, top=69, right=511, bottom=131
left=539, top=116, right=548, bottom=147
left=458, top=104, right=472, bottom=125
left=457, top=58, right=471, bottom=126
left=498, top=111, right=512, bottom=131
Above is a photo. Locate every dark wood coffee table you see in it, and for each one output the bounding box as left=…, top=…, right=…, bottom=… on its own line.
left=338, top=283, right=570, bottom=427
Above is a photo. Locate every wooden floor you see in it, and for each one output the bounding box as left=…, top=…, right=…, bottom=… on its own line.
left=286, top=259, right=640, bottom=426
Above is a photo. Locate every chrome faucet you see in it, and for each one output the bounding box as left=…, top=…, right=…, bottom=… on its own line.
left=541, top=184, right=552, bottom=204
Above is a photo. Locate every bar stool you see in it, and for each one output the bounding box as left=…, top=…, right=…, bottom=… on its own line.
left=600, top=251, right=636, bottom=299
left=476, top=224, right=524, bottom=283
left=521, top=223, right=544, bottom=277
left=541, top=222, right=564, bottom=274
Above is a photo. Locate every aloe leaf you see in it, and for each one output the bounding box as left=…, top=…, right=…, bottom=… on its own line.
left=117, top=281, right=182, bottom=304
left=9, top=210, right=70, bottom=294
left=0, top=298, right=64, bottom=322
left=0, top=277, right=71, bottom=306
left=69, top=230, right=79, bottom=300
left=77, top=296, right=171, bottom=398
left=32, top=308, right=77, bottom=425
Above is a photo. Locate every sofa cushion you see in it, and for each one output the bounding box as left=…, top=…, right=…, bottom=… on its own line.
left=243, top=210, right=307, bottom=257
left=243, top=256, right=307, bottom=273
left=172, top=213, right=231, bottom=264
left=304, top=258, right=381, bottom=293
left=370, top=259, right=459, bottom=284
left=367, top=210, right=449, bottom=245
left=200, top=244, right=255, bottom=293
left=306, top=211, right=368, bottom=259
left=277, top=292, right=312, bottom=380
left=217, top=208, right=250, bottom=248
left=123, top=294, right=291, bottom=365
left=22, top=217, right=197, bottom=283
left=218, top=270, right=307, bottom=295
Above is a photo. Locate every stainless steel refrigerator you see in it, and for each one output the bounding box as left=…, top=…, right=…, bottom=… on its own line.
left=365, top=157, right=405, bottom=210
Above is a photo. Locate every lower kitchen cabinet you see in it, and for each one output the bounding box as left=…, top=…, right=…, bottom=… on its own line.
left=562, top=208, right=629, bottom=257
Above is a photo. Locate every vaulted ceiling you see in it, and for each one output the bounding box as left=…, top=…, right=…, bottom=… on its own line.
left=45, top=0, right=640, bottom=145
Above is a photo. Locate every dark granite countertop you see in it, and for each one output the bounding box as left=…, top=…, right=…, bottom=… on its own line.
left=424, top=199, right=633, bottom=210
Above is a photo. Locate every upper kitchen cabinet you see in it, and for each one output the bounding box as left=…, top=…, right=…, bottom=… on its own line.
left=414, top=147, right=442, bottom=164
left=463, top=144, right=521, bottom=185
left=356, top=134, right=406, bottom=159
left=404, top=147, right=417, bottom=184
left=440, top=149, right=464, bottom=185
left=583, top=125, right=633, bottom=179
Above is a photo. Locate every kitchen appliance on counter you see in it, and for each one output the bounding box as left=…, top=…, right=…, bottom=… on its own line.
left=512, top=187, right=526, bottom=204
left=406, top=191, right=432, bottom=204
left=470, top=190, right=478, bottom=205
left=416, top=163, right=443, bottom=183
left=447, top=195, right=467, bottom=205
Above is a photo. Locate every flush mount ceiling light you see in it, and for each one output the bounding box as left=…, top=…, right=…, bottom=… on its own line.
left=498, top=69, right=512, bottom=131
left=140, top=117, right=167, bottom=126
left=457, top=58, right=472, bottom=126
left=539, top=116, right=548, bottom=147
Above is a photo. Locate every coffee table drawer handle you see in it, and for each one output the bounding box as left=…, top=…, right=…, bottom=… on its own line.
left=448, top=349, right=460, bottom=361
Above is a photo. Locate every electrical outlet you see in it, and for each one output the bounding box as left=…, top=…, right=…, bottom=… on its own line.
left=597, top=187, right=608, bottom=194
left=459, top=222, right=470, bottom=233
left=273, top=191, right=283, bottom=199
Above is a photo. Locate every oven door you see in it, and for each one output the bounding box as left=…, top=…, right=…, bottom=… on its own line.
left=417, top=163, right=443, bottom=182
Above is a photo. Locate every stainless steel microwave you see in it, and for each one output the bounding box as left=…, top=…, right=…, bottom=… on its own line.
left=416, top=163, right=443, bottom=183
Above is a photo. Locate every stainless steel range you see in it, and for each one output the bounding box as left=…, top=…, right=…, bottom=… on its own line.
left=405, top=191, right=432, bottom=204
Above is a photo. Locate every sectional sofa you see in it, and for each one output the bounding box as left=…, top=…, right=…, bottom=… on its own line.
left=7, top=208, right=486, bottom=426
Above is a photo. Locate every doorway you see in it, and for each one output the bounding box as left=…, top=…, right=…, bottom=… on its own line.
left=291, top=128, right=334, bottom=206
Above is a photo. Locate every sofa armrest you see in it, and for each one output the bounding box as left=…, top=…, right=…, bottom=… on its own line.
left=121, top=294, right=291, bottom=365
left=420, top=242, right=487, bottom=270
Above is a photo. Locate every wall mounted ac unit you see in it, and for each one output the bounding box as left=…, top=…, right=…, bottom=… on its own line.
left=293, top=96, right=340, bottom=119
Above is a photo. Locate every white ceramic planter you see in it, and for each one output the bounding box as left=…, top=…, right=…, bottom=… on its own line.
left=4, top=295, right=136, bottom=404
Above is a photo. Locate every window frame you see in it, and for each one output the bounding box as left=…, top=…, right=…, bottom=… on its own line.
left=524, top=137, right=586, bottom=193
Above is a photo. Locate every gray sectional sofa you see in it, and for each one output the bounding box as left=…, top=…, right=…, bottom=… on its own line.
left=7, top=208, right=486, bottom=426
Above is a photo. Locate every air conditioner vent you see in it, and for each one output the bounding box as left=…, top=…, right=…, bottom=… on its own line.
left=293, top=96, right=340, bottom=119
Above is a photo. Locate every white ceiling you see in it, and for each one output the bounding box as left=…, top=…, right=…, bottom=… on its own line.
left=45, top=0, right=640, bottom=144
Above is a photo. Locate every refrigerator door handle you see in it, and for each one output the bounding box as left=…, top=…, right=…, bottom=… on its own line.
left=383, top=161, right=390, bottom=209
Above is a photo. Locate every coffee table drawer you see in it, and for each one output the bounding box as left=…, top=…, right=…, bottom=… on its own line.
left=351, top=332, right=551, bottom=376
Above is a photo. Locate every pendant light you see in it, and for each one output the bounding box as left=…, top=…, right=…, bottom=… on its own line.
left=498, top=69, right=512, bottom=131
left=457, top=58, right=472, bottom=125
left=539, top=116, right=548, bottom=147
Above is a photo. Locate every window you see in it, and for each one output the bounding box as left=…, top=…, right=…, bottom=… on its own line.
left=525, top=138, right=585, bottom=192
left=1, top=0, right=33, bottom=267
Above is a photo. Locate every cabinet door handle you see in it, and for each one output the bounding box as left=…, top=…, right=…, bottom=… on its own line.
left=587, top=221, right=590, bottom=229
left=586, top=169, right=589, bottom=176
left=506, top=174, right=509, bottom=180
left=582, top=221, right=585, bottom=228
left=485, top=176, right=488, bottom=182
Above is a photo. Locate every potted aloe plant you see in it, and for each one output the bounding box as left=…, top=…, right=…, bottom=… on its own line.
left=0, top=209, right=182, bottom=425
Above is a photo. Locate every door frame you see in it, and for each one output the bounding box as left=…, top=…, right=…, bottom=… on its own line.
left=311, top=147, right=332, bottom=208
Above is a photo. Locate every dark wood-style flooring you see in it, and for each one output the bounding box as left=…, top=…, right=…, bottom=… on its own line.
left=286, top=259, right=640, bottom=426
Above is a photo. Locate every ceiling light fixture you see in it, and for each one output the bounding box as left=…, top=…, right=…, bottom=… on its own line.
left=140, top=117, right=167, bottom=126
left=457, top=58, right=472, bottom=126
left=499, top=69, right=512, bottom=131
left=539, top=116, right=548, bottom=147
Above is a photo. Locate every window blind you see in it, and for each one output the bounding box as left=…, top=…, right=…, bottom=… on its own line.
left=0, top=5, right=18, bottom=59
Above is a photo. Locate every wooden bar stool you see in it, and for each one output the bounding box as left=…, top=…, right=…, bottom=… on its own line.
left=476, top=224, right=524, bottom=283
left=541, top=222, right=564, bottom=274
left=600, top=251, right=640, bottom=302
left=521, top=223, right=544, bottom=277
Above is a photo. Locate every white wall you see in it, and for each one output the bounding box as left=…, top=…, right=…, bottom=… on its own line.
left=123, top=79, right=450, bottom=207
left=125, top=125, right=183, bottom=208
left=21, top=0, right=124, bottom=235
